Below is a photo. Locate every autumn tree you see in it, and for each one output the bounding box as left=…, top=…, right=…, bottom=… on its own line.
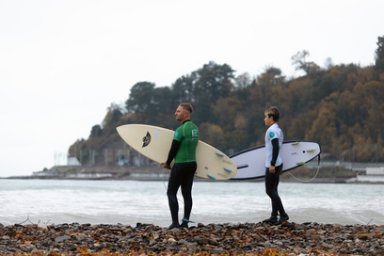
left=69, top=56, right=384, bottom=166
left=291, top=50, right=321, bottom=75
left=234, top=72, right=252, bottom=89
left=102, top=104, right=124, bottom=134
left=257, top=67, right=285, bottom=87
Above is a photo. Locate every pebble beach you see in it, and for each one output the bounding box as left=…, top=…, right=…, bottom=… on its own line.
left=0, top=222, right=383, bottom=255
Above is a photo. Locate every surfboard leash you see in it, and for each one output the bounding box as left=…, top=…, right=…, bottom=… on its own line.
left=286, top=154, right=321, bottom=183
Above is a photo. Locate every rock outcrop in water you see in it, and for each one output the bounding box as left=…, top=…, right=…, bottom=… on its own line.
left=0, top=222, right=383, bottom=255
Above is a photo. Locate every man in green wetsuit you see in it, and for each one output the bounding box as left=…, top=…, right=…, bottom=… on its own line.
left=161, top=102, right=199, bottom=229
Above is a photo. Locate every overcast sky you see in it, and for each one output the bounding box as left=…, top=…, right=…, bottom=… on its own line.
left=0, top=0, right=383, bottom=177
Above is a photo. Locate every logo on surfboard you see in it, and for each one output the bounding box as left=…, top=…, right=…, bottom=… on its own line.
left=142, top=131, right=151, bottom=147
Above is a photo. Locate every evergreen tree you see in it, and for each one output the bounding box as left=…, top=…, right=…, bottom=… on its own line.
left=374, top=35, right=384, bottom=72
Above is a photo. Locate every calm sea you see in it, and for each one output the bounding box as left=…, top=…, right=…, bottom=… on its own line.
left=0, top=179, right=383, bottom=227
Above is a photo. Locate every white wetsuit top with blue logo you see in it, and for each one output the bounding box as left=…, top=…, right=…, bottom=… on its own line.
left=264, top=123, right=284, bottom=168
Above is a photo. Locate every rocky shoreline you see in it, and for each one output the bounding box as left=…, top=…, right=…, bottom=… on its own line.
left=0, top=222, right=383, bottom=255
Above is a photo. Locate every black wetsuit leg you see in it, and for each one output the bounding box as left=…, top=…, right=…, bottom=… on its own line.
left=265, top=164, right=285, bottom=217
left=167, top=162, right=196, bottom=224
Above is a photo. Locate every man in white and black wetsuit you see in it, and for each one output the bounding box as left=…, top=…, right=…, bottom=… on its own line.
left=263, top=106, right=289, bottom=225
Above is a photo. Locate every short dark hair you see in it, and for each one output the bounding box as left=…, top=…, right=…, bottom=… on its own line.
left=265, top=106, right=280, bottom=121
left=180, top=102, right=193, bottom=113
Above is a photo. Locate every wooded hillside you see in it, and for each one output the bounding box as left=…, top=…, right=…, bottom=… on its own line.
left=68, top=36, right=384, bottom=167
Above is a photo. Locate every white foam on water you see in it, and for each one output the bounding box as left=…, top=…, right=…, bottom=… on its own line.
left=0, top=179, right=383, bottom=227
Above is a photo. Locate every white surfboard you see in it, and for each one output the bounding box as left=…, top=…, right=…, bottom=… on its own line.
left=116, top=124, right=237, bottom=180
left=230, top=141, right=321, bottom=180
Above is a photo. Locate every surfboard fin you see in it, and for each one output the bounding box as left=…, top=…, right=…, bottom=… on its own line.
left=223, top=168, right=233, bottom=173
left=215, top=151, right=224, bottom=157
left=207, top=175, right=217, bottom=180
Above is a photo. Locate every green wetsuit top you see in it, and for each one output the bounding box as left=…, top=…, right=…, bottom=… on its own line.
left=166, top=120, right=199, bottom=164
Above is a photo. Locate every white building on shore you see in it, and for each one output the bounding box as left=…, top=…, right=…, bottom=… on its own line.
left=352, top=167, right=384, bottom=183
